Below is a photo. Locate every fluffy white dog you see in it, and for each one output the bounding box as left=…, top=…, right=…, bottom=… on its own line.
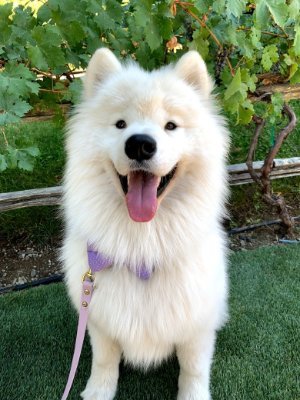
left=62, top=48, right=229, bottom=400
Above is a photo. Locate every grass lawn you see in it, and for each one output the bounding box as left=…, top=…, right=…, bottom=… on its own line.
left=0, top=121, right=65, bottom=241
left=1, top=245, right=299, bottom=399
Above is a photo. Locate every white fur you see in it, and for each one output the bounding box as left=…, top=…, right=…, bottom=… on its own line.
left=62, top=48, right=229, bottom=400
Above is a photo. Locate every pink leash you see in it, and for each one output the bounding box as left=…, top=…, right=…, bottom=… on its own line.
left=61, top=274, right=94, bottom=400
left=61, top=246, right=150, bottom=399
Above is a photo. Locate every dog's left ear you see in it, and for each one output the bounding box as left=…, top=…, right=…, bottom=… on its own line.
left=84, top=48, right=122, bottom=99
left=175, top=51, right=213, bottom=98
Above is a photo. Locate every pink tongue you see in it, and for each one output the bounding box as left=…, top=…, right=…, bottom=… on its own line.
left=126, top=171, right=160, bottom=222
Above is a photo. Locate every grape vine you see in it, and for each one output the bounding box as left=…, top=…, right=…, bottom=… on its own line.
left=0, top=0, right=299, bottom=173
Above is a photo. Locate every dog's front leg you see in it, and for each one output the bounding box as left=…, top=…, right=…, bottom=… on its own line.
left=176, top=329, right=216, bottom=400
left=81, top=323, right=121, bottom=400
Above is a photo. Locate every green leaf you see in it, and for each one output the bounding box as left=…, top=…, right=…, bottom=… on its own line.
left=290, top=68, right=300, bottom=84
left=236, top=31, right=254, bottom=58
left=238, top=100, right=254, bottom=124
left=94, top=12, right=115, bottom=30
left=240, top=69, right=257, bottom=92
left=261, top=44, right=279, bottom=71
left=293, top=24, right=300, bottom=56
left=145, top=23, right=162, bottom=52
left=27, top=45, right=48, bottom=70
left=134, top=6, right=148, bottom=28
left=32, top=25, right=62, bottom=47
left=59, top=21, right=86, bottom=46
left=30, top=25, right=66, bottom=70
left=271, top=93, right=284, bottom=116
left=6, top=145, right=18, bottom=168
left=194, top=0, right=211, bottom=14
left=226, top=0, right=247, bottom=19
left=106, top=0, right=124, bottom=21
left=23, top=147, right=40, bottom=157
left=289, top=0, right=300, bottom=18
left=250, top=27, right=262, bottom=50
left=212, top=0, right=226, bottom=14
left=256, top=0, right=288, bottom=29
left=188, top=30, right=209, bottom=60
left=224, top=68, right=247, bottom=100
left=0, top=154, right=7, bottom=172
left=0, top=97, right=32, bottom=125
left=0, top=62, right=39, bottom=99
left=11, top=100, right=32, bottom=117
left=63, top=79, right=83, bottom=104
left=18, top=157, right=34, bottom=172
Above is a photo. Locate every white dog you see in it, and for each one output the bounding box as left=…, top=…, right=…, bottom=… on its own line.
left=62, top=48, right=229, bottom=400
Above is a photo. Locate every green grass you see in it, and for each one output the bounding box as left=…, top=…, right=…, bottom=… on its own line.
left=1, top=245, right=299, bottom=399
left=0, top=121, right=65, bottom=241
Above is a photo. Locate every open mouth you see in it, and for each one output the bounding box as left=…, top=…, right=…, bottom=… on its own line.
left=118, top=166, right=177, bottom=197
left=117, top=166, right=177, bottom=222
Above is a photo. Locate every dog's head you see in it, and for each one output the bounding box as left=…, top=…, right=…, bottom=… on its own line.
left=77, top=48, right=224, bottom=223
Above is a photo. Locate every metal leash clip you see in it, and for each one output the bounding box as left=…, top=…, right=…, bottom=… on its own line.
left=82, top=268, right=95, bottom=282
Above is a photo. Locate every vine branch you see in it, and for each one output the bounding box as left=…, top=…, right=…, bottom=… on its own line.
left=237, top=27, right=289, bottom=39
left=246, top=115, right=266, bottom=186
left=247, top=104, right=297, bottom=236
left=176, top=1, right=235, bottom=76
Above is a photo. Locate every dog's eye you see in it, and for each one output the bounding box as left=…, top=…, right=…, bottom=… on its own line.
left=165, top=121, right=177, bottom=131
left=115, top=120, right=127, bottom=129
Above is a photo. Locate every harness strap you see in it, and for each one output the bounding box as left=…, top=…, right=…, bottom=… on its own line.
left=61, top=277, right=94, bottom=400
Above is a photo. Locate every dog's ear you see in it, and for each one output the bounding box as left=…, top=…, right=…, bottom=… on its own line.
left=84, top=48, right=122, bottom=99
left=175, top=51, right=213, bottom=98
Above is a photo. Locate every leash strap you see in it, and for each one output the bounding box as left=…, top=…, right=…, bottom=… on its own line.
left=60, top=246, right=150, bottom=399
left=61, top=275, right=94, bottom=400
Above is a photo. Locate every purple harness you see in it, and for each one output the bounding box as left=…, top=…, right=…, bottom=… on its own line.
left=87, top=245, right=151, bottom=280
left=61, top=246, right=151, bottom=400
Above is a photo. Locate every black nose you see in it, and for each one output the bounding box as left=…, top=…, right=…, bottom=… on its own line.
left=125, top=134, right=157, bottom=162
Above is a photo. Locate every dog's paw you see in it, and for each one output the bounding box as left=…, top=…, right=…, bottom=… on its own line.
left=177, top=375, right=211, bottom=400
left=177, top=387, right=211, bottom=400
left=81, top=385, right=116, bottom=400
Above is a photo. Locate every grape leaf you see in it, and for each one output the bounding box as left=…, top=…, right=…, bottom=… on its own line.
left=63, top=79, right=83, bottom=104
left=28, top=45, right=48, bottom=70
left=94, top=12, right=116, bottom=30
left=0, top=154, right=7, bottom=172
left=250, top=27, right=263, bottom=50
left=18, top=157, right=34, bottom=172
left=0, top=62, right=39, bottom=100
left=145, top=23, right=162, bottom=52
left=0, top=97, right=32, bottom=125
left=212, top=0, right=226, bottom=14
left=194, top=0, right=211, bottom=14
left=188, top=31, right=209, bottom=60
left=293, top=24, right=300, bottom=56
left=289, top=0, right=300, bottom=17
left=238, top=100, right=254, bottom=125
left=262, top=44, right=279, bottom=71
left=23, top=147, right=41, bottom=157
left=226, top=0, right=247, bottom=19
left=106, top=0, right=124, bottom=21
left=224, top=68, right=247, bottom=100
left=256, top=0, right=288, bottom=29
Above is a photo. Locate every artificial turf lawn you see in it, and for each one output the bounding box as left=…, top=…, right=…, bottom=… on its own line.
left=1, top=245, right=299, bottom=400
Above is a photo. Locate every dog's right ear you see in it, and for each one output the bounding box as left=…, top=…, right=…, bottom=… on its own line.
left=84, top=48, right=122, bottom=99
